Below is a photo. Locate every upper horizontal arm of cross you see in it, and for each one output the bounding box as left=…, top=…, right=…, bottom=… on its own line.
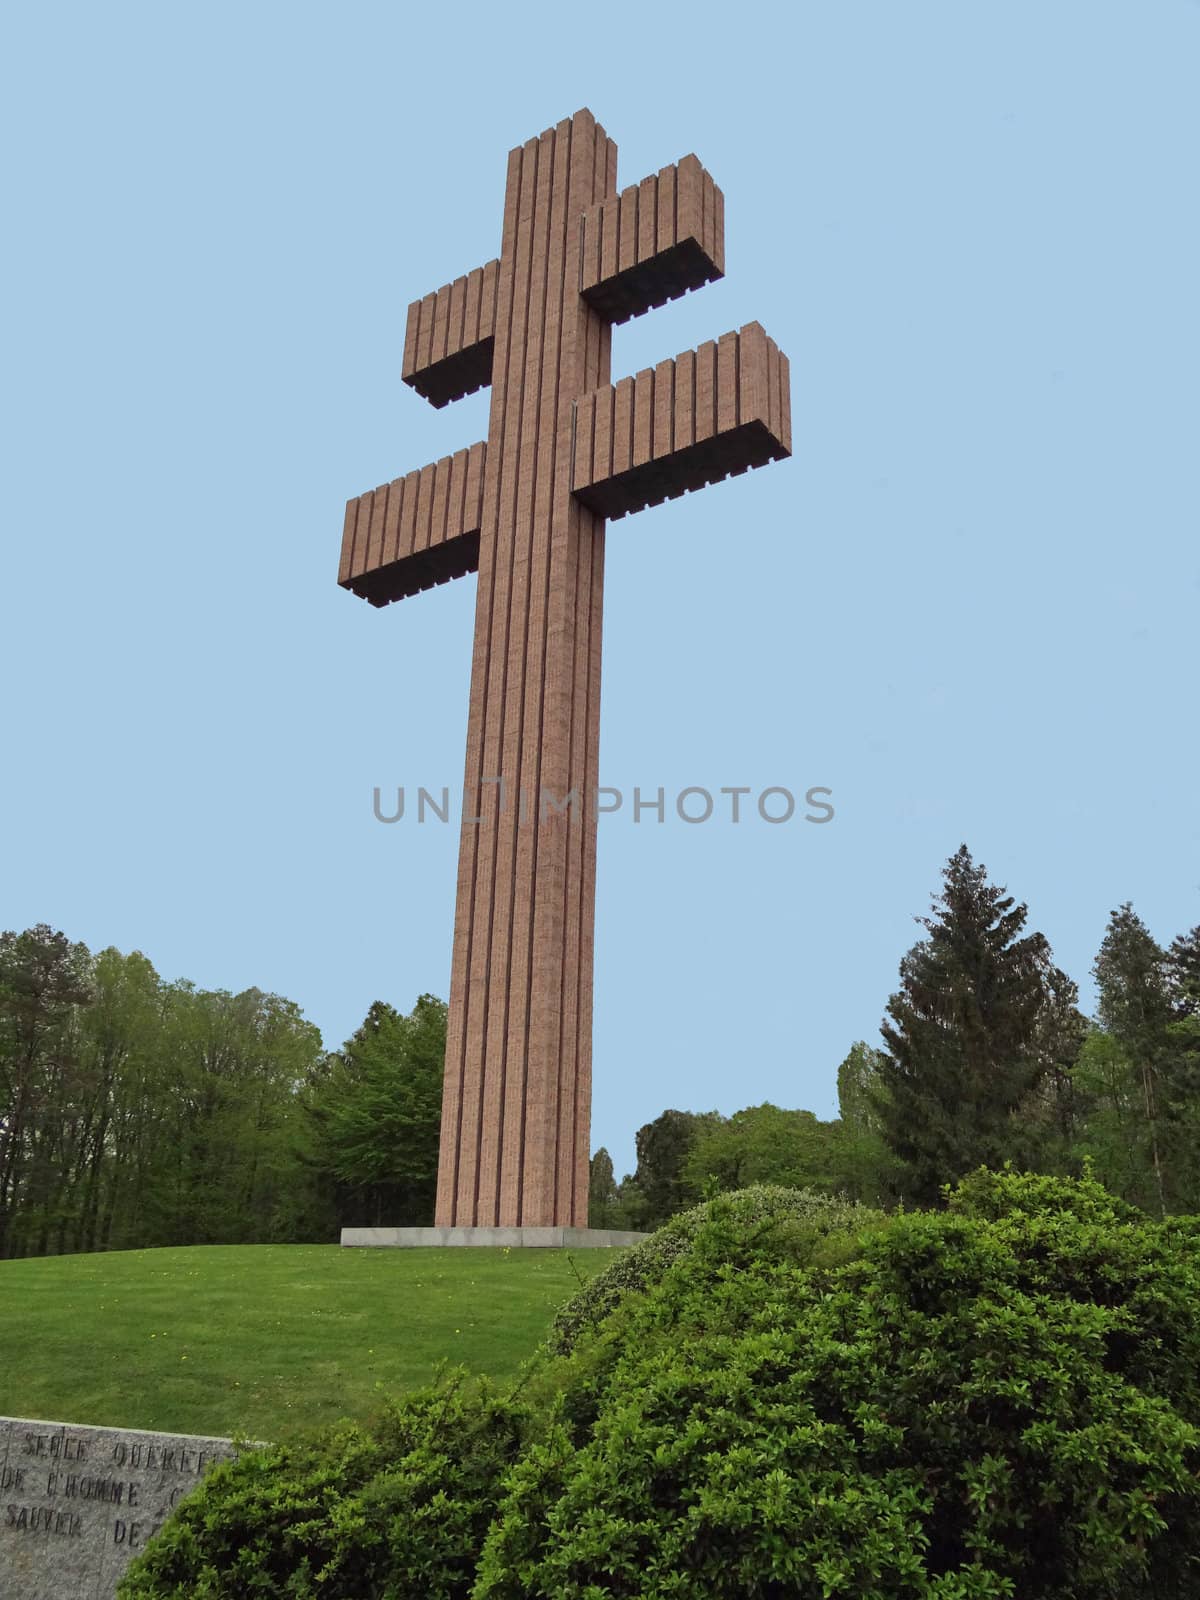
left=579, top=154, right=724, bottom=324
left=399, top=152, right=726, bottom=417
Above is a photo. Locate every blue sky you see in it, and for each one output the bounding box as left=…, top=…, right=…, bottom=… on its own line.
left=4, top=2, right=1197, bottom=1177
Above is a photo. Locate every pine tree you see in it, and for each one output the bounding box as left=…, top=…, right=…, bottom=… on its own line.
left=1167, top=926, right=1200, bottom=1019
left=588, top=1148, right=618, bottom=1228
left=833, top=1043, right=901, bottom=1203
left=1093, top=904, right=1172, bottom=1215
left=1164, top=925, right=1200, bottom=1209
left=874, top=845, right=1073, bottom=1206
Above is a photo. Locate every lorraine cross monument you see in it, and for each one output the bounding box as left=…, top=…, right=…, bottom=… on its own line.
left=338, top=109, right=791, bottom=1236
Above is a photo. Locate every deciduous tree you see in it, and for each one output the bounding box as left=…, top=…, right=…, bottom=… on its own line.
left=305, top=996, right=446, bottom=1227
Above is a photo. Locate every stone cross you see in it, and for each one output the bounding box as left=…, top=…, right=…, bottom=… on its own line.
left=338, top=109, right=791, bottom=1231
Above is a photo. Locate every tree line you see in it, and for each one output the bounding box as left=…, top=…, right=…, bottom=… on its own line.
left=0, top=926, right=446, bottom=1259
left=589, top=845, right=1200, bottom=1229
left=0, top=929, right=329, bottom=1258
left=3, top=845, right=1196, bottom=1257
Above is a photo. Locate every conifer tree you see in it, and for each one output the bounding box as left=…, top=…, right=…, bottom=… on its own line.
left=1093, top=904, right=1172, bottom=1214
left=1164, top=925, right=1200, bottom=1209
left=587, top=1147, right=618, bottom=1228
left=1167, top=926, right=1200, bottom=1019
left=874, top=845, right=1074, bottom=1205
left=834, top=1042, right=901, bottom=1203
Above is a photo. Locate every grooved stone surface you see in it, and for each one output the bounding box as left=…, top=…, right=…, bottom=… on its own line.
left=0, top=1415, right=245, bottom=1600
left=339, top=440, right=487, bottom=605
left=579, top=154, right=724, bottom=322
left=341, top=1226, right=648, bottom=1248
left=336, top=108, right=792, bottom=1232
left=572, top=320, right=790, bottom=518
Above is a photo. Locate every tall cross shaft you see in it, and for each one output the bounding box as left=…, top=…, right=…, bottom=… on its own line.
left=338, top=109, right=791, bottom=1229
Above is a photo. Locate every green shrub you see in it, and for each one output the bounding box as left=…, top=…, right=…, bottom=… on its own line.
left=549, top=1183, right=878, bottom=1355
left=117, top=1375, right=526, bottom=1600
left=478, top=1168, right=1200, bottom=1599
left=122, top=1172, right=1200, bottom=1599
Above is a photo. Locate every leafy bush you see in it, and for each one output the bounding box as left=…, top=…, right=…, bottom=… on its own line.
left=481, top=1169, right=1200, bottom=1599
left=550, top=1182, right=878, bottom=1355
left=123, top=1171, right=1200, bottom=1599
left=117, top=1375, right=526, bottom=1600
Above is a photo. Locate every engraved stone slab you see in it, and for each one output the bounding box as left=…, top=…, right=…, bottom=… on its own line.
left=0, top=1415, right=249, bottom=1600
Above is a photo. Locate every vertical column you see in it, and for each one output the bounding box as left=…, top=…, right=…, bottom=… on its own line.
left=436, top=110, right=615, bottom=1227
left=435, top=136, right=525, bottom=1229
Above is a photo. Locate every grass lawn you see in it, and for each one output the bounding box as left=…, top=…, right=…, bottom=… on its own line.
left=0, top=1243, right=623, bottom=1442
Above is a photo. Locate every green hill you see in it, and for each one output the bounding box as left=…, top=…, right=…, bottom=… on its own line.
left=0, top=1243, right=622, bottom=1441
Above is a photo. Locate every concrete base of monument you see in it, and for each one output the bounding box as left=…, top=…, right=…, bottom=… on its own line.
left=340, top=1225, right=649, bottom=1248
